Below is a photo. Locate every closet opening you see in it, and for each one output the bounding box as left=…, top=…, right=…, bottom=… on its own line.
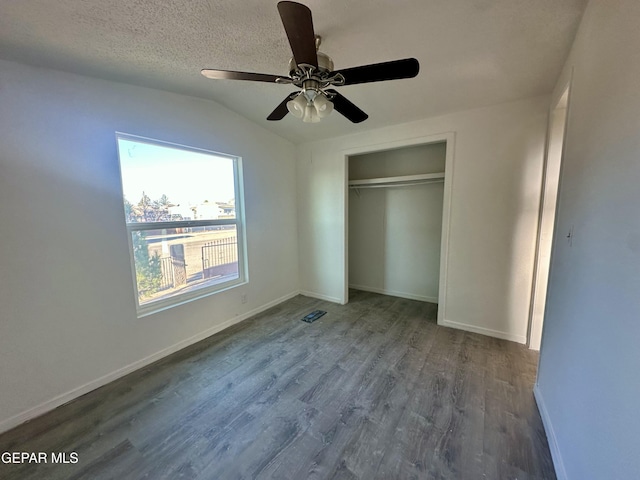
left=342, top=133, right=455, bottom=325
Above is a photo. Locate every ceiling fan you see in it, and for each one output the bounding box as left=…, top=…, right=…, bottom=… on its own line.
left=201, top=1, right=419, bottom=124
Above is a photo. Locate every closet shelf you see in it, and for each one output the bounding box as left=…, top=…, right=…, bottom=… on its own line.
left=349, top=172, right=445, bottom=189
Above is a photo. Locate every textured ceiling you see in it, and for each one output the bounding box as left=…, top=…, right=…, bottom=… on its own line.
left=0, top=0, right=587, bottom=143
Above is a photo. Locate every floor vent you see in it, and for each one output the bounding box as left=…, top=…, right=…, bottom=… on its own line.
left=301, top=310, right=327, bottom=323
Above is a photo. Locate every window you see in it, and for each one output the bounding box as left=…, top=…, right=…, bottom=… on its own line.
left=116, top=133, right=247, bottom=316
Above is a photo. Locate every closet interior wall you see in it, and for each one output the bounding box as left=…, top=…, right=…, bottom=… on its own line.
left=348, top=142, right=446, bottom=303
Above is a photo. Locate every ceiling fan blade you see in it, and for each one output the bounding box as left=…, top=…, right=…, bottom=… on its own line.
left=325, top=89, right=368, bottom=123
left=277, top=1, right=318, bottom=68
left=267, top=93, right=297, bottom=121
left=201, top=69, right=285, bottom=83
left=333, top=58, right=419, bottom=86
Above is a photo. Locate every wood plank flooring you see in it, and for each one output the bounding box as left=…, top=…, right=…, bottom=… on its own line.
left=0, top=291, right=556, bottom=479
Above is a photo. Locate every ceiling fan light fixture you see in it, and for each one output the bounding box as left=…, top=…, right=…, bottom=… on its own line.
left=286, top=94, right=307, bottom=118
left=287, top=90, right=333, bottom=123
left=313, top=93, right=333, bottom=118
left=302, top=104, right=321, bottom=123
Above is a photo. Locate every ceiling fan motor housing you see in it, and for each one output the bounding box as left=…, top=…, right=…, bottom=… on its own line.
left=288, top=51, right=334, bottom=76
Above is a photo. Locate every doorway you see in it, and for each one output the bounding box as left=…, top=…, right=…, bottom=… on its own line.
left=528, top=85, right=571, bottom=349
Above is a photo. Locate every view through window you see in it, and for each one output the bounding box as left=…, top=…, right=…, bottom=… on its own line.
left=116, top=133, right=246, bottom=315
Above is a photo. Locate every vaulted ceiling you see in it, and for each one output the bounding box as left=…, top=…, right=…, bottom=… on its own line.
left=0, top=0, right=587, bottom=143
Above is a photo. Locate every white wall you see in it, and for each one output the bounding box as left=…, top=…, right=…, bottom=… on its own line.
left=348, top=143, right=445, bottom=302
left=0, top=60, right=299, bottom=432
left=297, top=96, right=548, bottom=342
left=535, top=1, right=640, bottom=479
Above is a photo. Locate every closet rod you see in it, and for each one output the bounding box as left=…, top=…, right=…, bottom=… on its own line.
left=349, top=172, right=444, bottom=188
left=349, top=178, right=444, bottom=189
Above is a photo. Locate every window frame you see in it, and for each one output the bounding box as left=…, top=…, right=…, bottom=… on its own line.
left=116, top=132, right=248, bottom=317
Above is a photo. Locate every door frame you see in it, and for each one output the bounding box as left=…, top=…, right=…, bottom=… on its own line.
left=528, top=75, right=573, bottom=349
left=340, top=132, right=455, bottom=325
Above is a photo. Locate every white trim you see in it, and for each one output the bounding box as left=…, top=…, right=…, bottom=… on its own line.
left=348, top=284, right=438, bottom=303
left=299, top=290, right=344, bottom=304
left=527, top=72, right=574, bottom=350
left=115, top=131, right=238, bottom=160
left=340, top=134, right=452, bottom=158
left=534, top=385, right=567, bottom=480
left=437, top=133, right=455, bottom=325
left=137, top=277, right=247, bottom=319
left=343, top=154, right=350, bottom=305
left=0, top=290, right=300, bottom=435
left=440, top=318, right=526, bottom=344
left=340, top=131, right=456, bottom=316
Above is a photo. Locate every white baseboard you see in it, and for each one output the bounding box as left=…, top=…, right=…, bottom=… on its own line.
left=348, top=284, right=438, bottom=304
left=299, top=290, right=343, bottom=304
left=0, top=290, right=300, bottom=435
left=439, top=318, right=526, bottom=344
left=534, top=385, right=567, bottom=480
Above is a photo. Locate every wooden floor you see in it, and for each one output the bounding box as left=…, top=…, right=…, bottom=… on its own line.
left=0, top=291, right=556, bottom=480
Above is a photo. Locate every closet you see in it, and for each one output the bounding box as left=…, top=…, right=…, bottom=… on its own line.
left=348, top=142, right=446, bottom=303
